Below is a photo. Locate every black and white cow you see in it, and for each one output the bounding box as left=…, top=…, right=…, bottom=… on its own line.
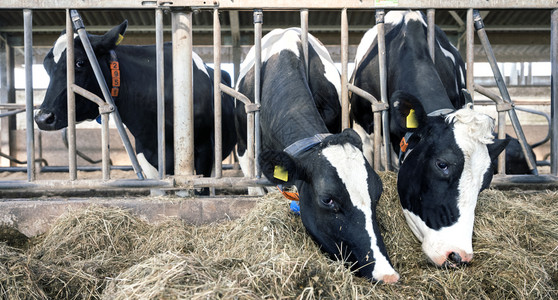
left=351, top=11, right=508, bottom=267
left=235, top=28, right=399, bottom=283
left=34, top=21, right=237, bottom=180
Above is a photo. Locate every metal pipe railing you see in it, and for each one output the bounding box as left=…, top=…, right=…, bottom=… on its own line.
left=66, top=9, right=77, bottom=180
left=213, top=8, right=223, bottom=180
left=156, top=8, right=166, bottom=179
left=347, top=84, right=389, bottom=170
left=551, top=9, right=558, bottom=175
left=375, top=9, right=392, bottom=171
left=341, top=8, right=350, bottom=130
left=475, top=84, right=509, bottom=174
left=172, top=9, right=195, bottom=177
left=253, top=9, right=263, bottom=178
left=466, top=9, right=475, bottom=101
left=301, top=9, right=309, bottom=79
left=23, top=9, right=35, bottom=181
left=427, top=9, right=436, bottom=62
left=473, top=9, right=538, bottom=175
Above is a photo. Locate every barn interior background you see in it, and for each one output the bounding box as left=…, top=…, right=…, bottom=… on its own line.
left=0, top=1, right=555, bottom=178
left=0, top=1, right=556, bottom=299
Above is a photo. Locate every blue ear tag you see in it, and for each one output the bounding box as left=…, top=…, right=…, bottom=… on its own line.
left=289, top=200, right=300, bottom=215
left=96, top=115, right=102, bottom=124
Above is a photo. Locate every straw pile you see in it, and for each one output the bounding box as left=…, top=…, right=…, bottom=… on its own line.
left=0, top=171, right=556, bottom=299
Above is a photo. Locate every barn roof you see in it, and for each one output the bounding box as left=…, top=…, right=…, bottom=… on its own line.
left=0, top=6, right=554, bottom=64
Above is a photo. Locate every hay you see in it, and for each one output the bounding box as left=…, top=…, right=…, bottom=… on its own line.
left=0, top=172, right=556, bottom=299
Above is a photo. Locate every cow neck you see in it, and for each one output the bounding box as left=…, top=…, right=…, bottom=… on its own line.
left=398, top=109, right=454, bottom=164
left=284, top=133, right=332, bottom=157
left=108, top=50, right=121, bottom=98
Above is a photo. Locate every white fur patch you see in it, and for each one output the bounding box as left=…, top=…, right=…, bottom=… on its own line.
left=406, top=105, right=494, bottom=265
left=238, top=28, right=301, bottom=84
left=193, top=52, right=210, bottom=77
left=322, top=143, right=398, bottom=281
left=53, top=33, right=78, bottom=64
left=137, top=153, right=159, bottom=179
left=404, top=10, right=427, bottom=26
left=237, top=28, right=340, bottom=101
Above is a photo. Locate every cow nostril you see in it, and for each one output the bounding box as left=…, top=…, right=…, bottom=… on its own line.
left=35, top=111, right=55, bottom=125
left=447, top=252, right=468, bottom=266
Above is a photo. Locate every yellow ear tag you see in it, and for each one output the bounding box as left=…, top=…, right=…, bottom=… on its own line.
left=115, top=34, right=124, bottom=46
left=273, top=165, right=288, bottom=182
left=406, top=109, right=418, bottom=129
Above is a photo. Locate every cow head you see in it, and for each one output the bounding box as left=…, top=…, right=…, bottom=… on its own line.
left=259, top=129, right=399, bottom=283
left=391, top=91, right=508, bottom=267
left=35, top=21, right=128, bottom=130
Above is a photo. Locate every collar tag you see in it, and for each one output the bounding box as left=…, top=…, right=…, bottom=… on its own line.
left=109, top=50, right=120, bottom=97
left=284, top=133, right=332, bottom=157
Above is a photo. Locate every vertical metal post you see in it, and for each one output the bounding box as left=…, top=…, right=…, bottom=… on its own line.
left=253, top=9, right=263, bottom=178
left=375, top=9, right=392, bottom=171
left=213, top=8, right=223, bottom=179
left=101, top=113, right=110, bottom=180
left=466, top=8, right=474, bottom=101
left=341, top=8, right=350, bottom=130
left=156, top=8, right=166, bottom=179
left=172, top=9, right=195, bottom=177
left=427, top=9, right=435, bottom=62
left=300, top=9, right=309, bottom=79
left=473, top=9, right=537, bottom=175
left=23, top=9, right=35, bottom=181
left=551, top=9, right=558, bottom=175
left=66, top=9, right=77, bottom=180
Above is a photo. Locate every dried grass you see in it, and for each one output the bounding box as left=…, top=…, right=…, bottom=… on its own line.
left=0, top=171, right=556, bottom=299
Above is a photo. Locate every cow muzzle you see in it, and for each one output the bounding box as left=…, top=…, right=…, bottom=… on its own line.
left=34, top=110, right=57, bottom=130
left=431, top=250, right=473, bottom=268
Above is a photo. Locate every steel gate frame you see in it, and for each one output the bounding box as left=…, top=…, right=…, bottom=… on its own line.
left=0, top=1, right=557, bottom=194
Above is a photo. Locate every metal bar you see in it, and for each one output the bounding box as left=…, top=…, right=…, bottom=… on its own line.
left=71, top=84, right=105, bottom=106
left=172, top=9, right=195, bottom=177
left=300, top=9, right=309, bottom=79
left=66, top=9, right=77, bottom=180
left=253, top=9, right=263, bottom=178
left=219, top=83, right=256, bottom=178
left=156, top=8, right=166, bottom=179
left=347, top=84, right=384, bottom=169
left=23, top=9, right=35, bottom=182
left=0, top=109, right=25, bottom=118
left=375, top=9, right=391, bottom=171
left=552, top=9, right=558, bottom=175
left=0, top=178, right=174, bottom=190
left=427, top=9, right=435, bottom=62
left=213, top=8, right=223, bottom=179
left=70, top=10, right=145, bottom=180
left=473, top=9, right=538, bottom=175
left=466, top=8, right=474, bottom=101
left=3, top=0, right=558, bottom=9
left=101, top=113, right=110, bottom=180
left=341, top=8, right=350, bottom=130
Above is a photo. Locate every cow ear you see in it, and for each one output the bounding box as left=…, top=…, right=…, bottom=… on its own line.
left=390, top=91, right=427, bottom=135
left=487, top=138, right=510, bottom=161
left=90, top=20, right=128, bottom=53
left=259, top=150, right=304, bottom=185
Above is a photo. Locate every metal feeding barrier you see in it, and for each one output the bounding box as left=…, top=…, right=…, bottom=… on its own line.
left=0, top=1, right=557, bottom=194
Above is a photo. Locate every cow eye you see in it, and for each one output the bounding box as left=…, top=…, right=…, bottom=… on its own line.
left=436, top=160, right=449, bottom=174
left=75, top=60, right=86, bottom=69
left=320, top=198, right=335, bottom=208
